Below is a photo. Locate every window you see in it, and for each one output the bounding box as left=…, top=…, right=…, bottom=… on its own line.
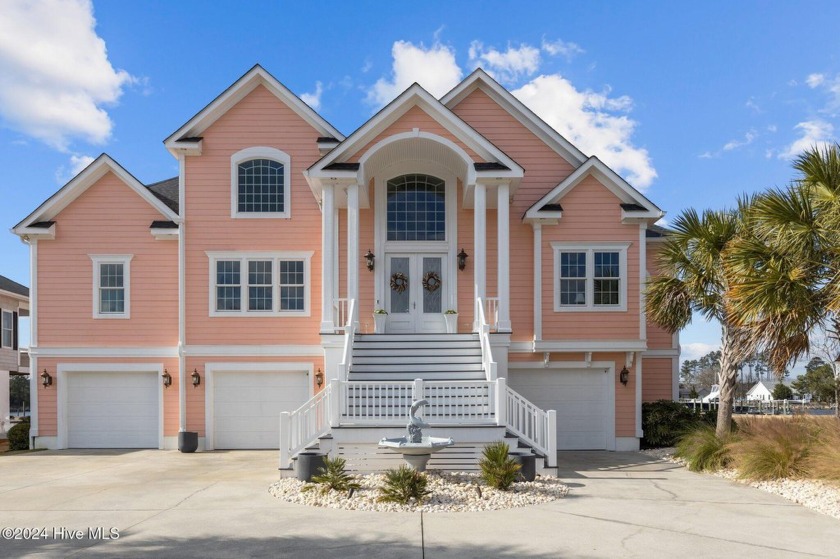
left=90, top=255, right=132, bottom=318
left=552, top=243, right=629, bottom=311
left=1, top=310, right=12, bottom=349
left=231, top=147, right=291, bottom=218
left=386, top=174, right=446, bottom=241
left=207, top=252, right=313, bottom=316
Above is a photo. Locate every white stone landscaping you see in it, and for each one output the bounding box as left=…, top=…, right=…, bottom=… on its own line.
left=269, top=471, right=569, bottom=512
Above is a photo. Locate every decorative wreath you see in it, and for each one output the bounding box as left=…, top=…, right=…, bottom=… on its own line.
left=422, top=271, right=442, bottom=293
left=390, top=272, right=408, bottom=293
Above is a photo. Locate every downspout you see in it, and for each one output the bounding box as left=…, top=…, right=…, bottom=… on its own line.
left=178, top=153, right=187, bottom=439
left=28, top=238, right=38, bottom=447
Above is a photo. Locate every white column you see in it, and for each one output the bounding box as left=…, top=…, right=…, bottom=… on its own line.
left=473, top=183, right=486, bottom=330
left=532, top=223, right=542, bottom=341
left=320, top=186, right=336, bottom=332
left=28, top=240, right=38, bottom=441
left=347, top=183, right=360, bottom=326
left=496, top=183, right=511, bottom=332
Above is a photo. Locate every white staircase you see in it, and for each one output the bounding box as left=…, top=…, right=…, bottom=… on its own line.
left=349, top=334, right=485, bottom=381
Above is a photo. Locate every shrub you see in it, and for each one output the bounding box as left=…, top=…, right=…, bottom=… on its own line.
left=731, top=417, right=818, bottom=481
left=772, top=383, right=794, bottom=401
left=805, top=418, right=840, bottom=481
left=675, top=425, right=733, bottom=472
left=302, top=456, right=360, bottom=495
left=479, top=441, right=521, bottom=490
left=641, top=400, right=702, bottom=448
left=7, top=418, right=30, bottom=451
left=378, top=466, right=431, bottom=504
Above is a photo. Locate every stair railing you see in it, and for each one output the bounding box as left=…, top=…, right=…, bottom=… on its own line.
left=476, top=297, right=498, bottom=381
left=280, top=382, right=333, bottom=468
left=337, top=298, right=356, bottom=382
left=503, top=384, right=557, bottom=467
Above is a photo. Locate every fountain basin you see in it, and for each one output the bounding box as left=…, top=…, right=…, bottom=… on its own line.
left=379, top=436, right=455, bottom=471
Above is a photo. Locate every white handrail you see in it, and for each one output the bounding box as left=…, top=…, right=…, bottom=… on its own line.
left=280, top=383, right=333, bottom=468
left=504, top=385, right=557, bottom=467
left=483, top=297, right=499, bottom=332
left=476, top=297, right=497, bottom=381
left=333, top=298, right=349, bottom=332
left=338, top=299, right=356, bottom=382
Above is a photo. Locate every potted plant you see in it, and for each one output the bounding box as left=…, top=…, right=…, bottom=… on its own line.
left=373, top=309, right=388, bottom=333
left=444, top=309, right=458, bottom=333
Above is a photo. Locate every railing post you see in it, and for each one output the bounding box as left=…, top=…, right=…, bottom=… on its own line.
left=413, top=378, right=425, bottom=402
left=329, top=380, right=341, bottom=427
left=546, top=410, right=557, bottom=467
left=495, top=377, right=507, bottom=426
left=279, top=411, right=291, bottom=469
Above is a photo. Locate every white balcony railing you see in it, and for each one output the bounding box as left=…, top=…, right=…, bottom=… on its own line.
left=337, top=299, right=356, bottom=382
left=476, top=297, right=498, bottom=381
left=333, top=298, right=350, bottom=333
left=483, top=297, right=500, bottom=332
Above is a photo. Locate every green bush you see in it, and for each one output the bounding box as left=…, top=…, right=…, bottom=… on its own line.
left=378, top=466, right=431, bottom=504
left=7, top=418, right=30, bottom=451
left=641, top=400, right=703, bottom=448
left=301, top=456, right=360, bottom=495
left=675, top=425, right=733, bottom=472
left=772, top=383, right=794, bottom=401
left=479, top=441, right=521, bottom=490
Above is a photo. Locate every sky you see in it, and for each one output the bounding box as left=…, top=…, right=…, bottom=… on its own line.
left=2, top=0, right=840, bottom=365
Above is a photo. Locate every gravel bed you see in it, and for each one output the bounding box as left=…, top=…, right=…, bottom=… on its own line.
left=269, top=471, right=569, bottom=512
left=641, top=447, right=840, bottom=520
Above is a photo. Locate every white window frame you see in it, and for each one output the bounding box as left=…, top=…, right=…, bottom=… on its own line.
left=90, top=255, right=132, bottom=319
left=206, top=251, right=313, bottom=317
left=1, top=310, right=13, bottom=349
left=231, top=146, right=291, bottom=219
left=552, top=242, right=630, bottom=312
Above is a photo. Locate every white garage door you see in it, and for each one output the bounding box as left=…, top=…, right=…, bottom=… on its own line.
left=212, top=370, right=309, bottom=449
left=67, top=371, right=159, bottom=448
left=508, top=368, right=610, bottom=450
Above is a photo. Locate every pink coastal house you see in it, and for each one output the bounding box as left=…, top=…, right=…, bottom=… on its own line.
left=13, top=66, right=678, bottom=472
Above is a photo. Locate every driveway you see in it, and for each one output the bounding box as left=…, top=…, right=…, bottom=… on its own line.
left=0, top=449, right=837, bottom=558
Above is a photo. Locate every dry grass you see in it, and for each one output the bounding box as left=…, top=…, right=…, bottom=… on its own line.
left=674, top=425, right=734, bottom=472
left=730, top=417, right=819, bottom=480
left=804, top=418, right=840, bottom=482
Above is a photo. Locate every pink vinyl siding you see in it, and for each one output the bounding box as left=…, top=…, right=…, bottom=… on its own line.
left=37, top=171, right=178, bottom=346
left=184, top=84, right=323, bottom=346
left=643, top=357, right=675, bottom=402
left=646, top=242, right=677, bottom=349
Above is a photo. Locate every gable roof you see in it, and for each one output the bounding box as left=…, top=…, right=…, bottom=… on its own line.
left=523, top=156, right=663, bottom=223
left=0, top=275, right=28, bottom=299
left=164, top=65, right=343, bottom=156
left=441, top=68, right=587, bottom=168
left=13, top=154, right=180, bottom=235
left=146, top=177, right=179, bottom=213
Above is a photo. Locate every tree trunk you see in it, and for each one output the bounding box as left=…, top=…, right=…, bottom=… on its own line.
left=716, top=325, right=743, bottom=439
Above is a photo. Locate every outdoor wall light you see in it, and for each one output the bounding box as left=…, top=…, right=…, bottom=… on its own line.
left=365, top=249, right=375, bottom=271
left=40, top=368, right=52, bottom=388
left=315, top=368, right=324, bottom=388
left=191, top=369, right=201, bottom=387
left=619, top=366, right=629, bottom=386
left=162, top=369, right=172, bottom=388
left=457, top=248, right=468, bottom=271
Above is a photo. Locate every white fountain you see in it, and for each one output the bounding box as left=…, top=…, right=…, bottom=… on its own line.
left=378, top=399, right=455, bottom=472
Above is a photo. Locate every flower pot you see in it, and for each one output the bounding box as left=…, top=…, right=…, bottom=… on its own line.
left=444, top=313, right=458, bottom=334
left=374, top=313, right=387, bottom=333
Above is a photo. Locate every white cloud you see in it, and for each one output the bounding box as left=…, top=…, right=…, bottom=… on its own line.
left=778, top=119, right=834, bottom=160
left=806, top=73, right=825, bottom=88
left=722, top=129, right=757, bottom=151
left=0, top=0, right=135, bottom=151
left=468, top=41, right=541, bottom=84
left=513, top=74, right=657, bottom=189
left=55, top=153, right=94, bottom=184
left=681, top=342, right=720, bottom=362
left=300, top=81, right=323, bottom=110
left=367, top=41, right=462, bottom=107
left=541, top=37, right=584, bottom=60
left=745, top=97, right=762, bottom=113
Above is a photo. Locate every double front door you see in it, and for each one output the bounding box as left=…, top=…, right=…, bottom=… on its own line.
left=386, top=253, right=447, bottom=333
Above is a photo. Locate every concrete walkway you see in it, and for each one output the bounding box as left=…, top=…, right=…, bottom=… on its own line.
left=0, top=449, right=837, bottom=558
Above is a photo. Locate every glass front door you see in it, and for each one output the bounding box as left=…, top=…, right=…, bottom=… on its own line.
left=386, top=253, right=447, bottom=333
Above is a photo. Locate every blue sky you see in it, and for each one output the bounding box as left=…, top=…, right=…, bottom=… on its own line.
left=2, top=0, right=840, bottom=363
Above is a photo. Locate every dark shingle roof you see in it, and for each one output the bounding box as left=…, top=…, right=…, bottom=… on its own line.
left=646, top=224, right=671, bottom=238
left=621, top=203, right=647, bottom=212
left=539, top=203, right=564, bottom=212
left=323, top=162, right=360, bottom=171
left=150, top=220, right=178, bottom=229
left=146, top=177, right=179, bottom=214
left=474, top=162, right=510, bottom=171
left=317, top=137, right=340, bottom=143
left=177, top=137, right=203, bottom=143
left=0, top=275, right=28, bottom=297
left=30, top=221, right=55, bottom=228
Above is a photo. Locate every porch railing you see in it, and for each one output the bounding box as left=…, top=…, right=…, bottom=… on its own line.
left=505, top=384, right=557, bottom=467
left=476, top=297, right=498, bottom=381
left=332, top=298, right=350, bottom=332
left=483, top=297, right=500, bottom=332
left=280, top=382, right=334, bottom=468
left=337, top=299, right=356, bottom=381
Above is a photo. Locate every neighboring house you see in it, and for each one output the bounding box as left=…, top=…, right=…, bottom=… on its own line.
left=11, top=65, right=679, bottom=469
left=0, top=275, right=29, bottom=436
left=701, top=384, right=721, bottom=403
left=746, top=380, right=790, bottom=401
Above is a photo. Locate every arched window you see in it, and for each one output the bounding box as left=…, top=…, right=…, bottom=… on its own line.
left=230, top=147, right=291, bottom=218
left=386, top=174, right=446, bottom=241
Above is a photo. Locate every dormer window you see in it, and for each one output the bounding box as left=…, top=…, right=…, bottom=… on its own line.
left=231, top=147, right=291, bottom=218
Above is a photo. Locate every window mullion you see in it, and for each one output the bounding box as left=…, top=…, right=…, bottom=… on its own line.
left=274, top=258, right=280, bottom=314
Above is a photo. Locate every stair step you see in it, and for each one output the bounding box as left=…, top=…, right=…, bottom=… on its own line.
left=351, top=363, right=483, bottom=372
left=356, top=334, right=478, bottom=342
left=354, top=342, right=481, bottom=351
left=354, top=348, right=482, bottom=357
left=349, top=372, right=487, bottom=381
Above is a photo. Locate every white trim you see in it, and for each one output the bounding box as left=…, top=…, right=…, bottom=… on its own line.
left=0, top=310, right=13, bottom=349
left=29, top=240, right=38, bottom=440
left=203, top=361, right=314, bottom=451
left=320, top=185, right=336, bottom=331
left=57, top=362, right=165, bottom=450
left=532, top=222, right=542, bottom=341
left=230, top=147, right=292, bottom=219
left=635, top=354, right=643, bottom=438
left=184, top=344, right=323, bottom=357
left=496, top=182, right=511, bottom=332
left=178, top=152, right=187, bottom=433
left=672, top=355, right=680, bottom=401
left=534, top=339, right=647, bottom=352
left=0, top=289, right=30, bottom=303
left=90, top=255, right=133, bottom=319
left=206, top=251, right=313, bottom=317
left=639, top=223, right=647, bottom=341
left=30, top=346, right=179, bottom=358
left=150, top=227, right=179, bottom=240
left=474, top=183, right=486, bottom=325
left=641, top=349, right=680, bottom=357
left=14, top=154, right=179, bottom=233
left=347, top=182, right=359, bottom=324
left=551, top=242, right=630, bottom=312
left=164, top=65, right=343, bottom=156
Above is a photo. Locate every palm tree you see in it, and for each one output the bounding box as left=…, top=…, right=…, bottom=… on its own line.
left=646, top=207, right=753, bottom=438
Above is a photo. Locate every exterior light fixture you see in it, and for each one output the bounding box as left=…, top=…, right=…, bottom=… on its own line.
left=40, top=368, right=52, bottom=388
left=365, top=249, right=375, bottom=271
left=619, top=366, right=629, bottom=386
left=457, top=248, right=468, bottom=271
left=162, top=369, right=172, bottom=388
left=191, top=369, right=201, bottom=387
left=315, top=368, right=324, bottom=388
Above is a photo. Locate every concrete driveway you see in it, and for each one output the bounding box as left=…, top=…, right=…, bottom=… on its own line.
left=0, top=449, right=837, bottom=558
